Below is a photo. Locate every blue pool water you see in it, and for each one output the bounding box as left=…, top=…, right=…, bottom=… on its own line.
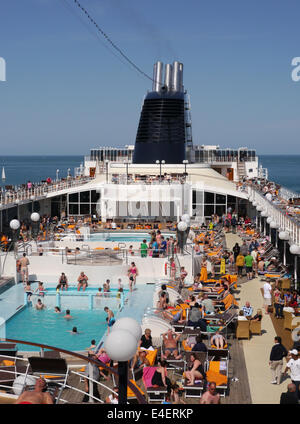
left=89, top=232, right=173, bottom=242
left=6, top=306, right=115, bottom=352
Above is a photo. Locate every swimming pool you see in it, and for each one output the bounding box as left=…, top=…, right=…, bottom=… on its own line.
left=6, top=307, right=113, bottom=352
left=89, top=232, right=173, bottom=243
left=5, top=286, right=128, bottom=351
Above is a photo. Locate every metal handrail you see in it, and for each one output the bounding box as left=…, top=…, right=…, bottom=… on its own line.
left=0, top=338, right=147, bottom=404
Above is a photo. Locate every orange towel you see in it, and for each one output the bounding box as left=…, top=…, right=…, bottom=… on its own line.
left=127, top=379, right=145, bottom=398
left=182, top=340, right=192, bottom=351
left=206, top=361, right=227, bottom=387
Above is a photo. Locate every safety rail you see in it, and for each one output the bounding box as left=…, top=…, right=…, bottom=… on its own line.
left=248, top=187, right=300, bottom=245
left=0, top=338, right=147, bottom=404
left=0, top=177, right=93, bottom=207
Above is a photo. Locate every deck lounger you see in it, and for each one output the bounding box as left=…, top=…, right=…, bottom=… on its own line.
left=207, top=348, right=229, bottom=361
left=206, top=359, right=228, bottom=397
left=26, top=357, right=69, bottom=403
left=142, top=366, right=168, bottom=403
left=182, top=353, right=207, bottom=398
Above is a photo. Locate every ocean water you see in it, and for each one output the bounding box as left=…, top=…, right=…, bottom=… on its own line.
left=259, top=155, right=300, bottom=194
left=0, top=155, right=83, bottom=188
left=0, top=154, right=299, bottom=194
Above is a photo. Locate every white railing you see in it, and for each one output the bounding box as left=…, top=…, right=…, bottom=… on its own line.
left=248, top=187, right=300, bottom=245
left=0, top=177, right=93, bottom=206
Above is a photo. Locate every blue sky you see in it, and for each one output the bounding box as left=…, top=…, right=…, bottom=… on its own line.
left=0, top=0, right=300, bottom=154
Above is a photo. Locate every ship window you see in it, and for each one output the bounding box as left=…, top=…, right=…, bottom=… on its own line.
left=216, top=205, right=226, bottom=216
left=80, top=204, right=90, bottom=215
left=216, top=194, right=226, bottom=204
left=204, top=205, right=214, bottom=216
left=80, top=191, right=90, bottom=203
left=193, top=190, right=203, bottom=204
left=69, top=204, right=78, bottom=215
left=249, top=168, right=253, bottom=173
left=204, top=191, right=214, bottom=204
left=227, top=195, right=236, bottom=203
left=69, top=193, right=78, bottom=202
left=91, top=190, right=100, bottom=203
left=91, top=204, right=99, bottom=216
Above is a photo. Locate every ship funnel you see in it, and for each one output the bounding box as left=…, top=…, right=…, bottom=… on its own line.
left=172, top=61, right=183, bottom=92
left=152, top=61, right=163, bottom=92
left=164, top=63, right=173, bottom=91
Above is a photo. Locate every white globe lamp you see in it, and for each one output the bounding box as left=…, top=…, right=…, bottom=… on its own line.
left=111, top=317, right=142, bottom=341
left=252, top=201, right=257, bottom=207
left=279, top=231, right=289, bottom=241
left=290, top=244, right=300, bottom=255
left=10, top=219, right=20, bottom=230
left=177, top=221, right=188, bottom=232
left=31, top=212, right=40, bottom=222
left=270, top=221, right=279, bottom=229
left=256, top=205, right=263, bottom=212
left=266, top=217, right=273, bottom=224
left=181, top=214, right=190, bottom=224
left=104, top=329, right=138, bottom=361
left=261, top=210, right=268, bottom=217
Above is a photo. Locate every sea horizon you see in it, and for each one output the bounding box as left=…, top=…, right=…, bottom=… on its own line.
left=0, top=154, right=299, bottom=194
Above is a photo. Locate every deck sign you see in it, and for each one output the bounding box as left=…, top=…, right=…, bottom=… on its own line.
left=0, top=57, right=6, bottom=81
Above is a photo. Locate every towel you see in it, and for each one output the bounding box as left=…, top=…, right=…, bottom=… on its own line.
left=206, top=361, right=227, bottom=387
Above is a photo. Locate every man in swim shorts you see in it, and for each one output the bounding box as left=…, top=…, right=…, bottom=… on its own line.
left=15, top=378, right=54, bottom=404
left=104, top=307, right=115, bottom=332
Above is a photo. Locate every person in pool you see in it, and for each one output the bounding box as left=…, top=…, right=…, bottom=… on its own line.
left=68, top=326, right=81, bottom=334
left=35, top=299, right=45, bottom=310
left=104, top=307, right=115, bottom=332
left=64, top=309, right=73, bottom=319
left=54, top=306, right=61, bottom=313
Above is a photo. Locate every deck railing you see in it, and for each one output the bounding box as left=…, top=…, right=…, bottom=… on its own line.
left=0, top=177, right=93, bottom=206
left=248, top=187, right=300, bottom=245
left=0, top=339, right=147, bottom=404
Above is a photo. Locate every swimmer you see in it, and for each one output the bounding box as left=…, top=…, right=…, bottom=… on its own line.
left=35, top=299, right=45, bottom=310
left=64, top=309, right=73, bottom=319
left=68, top=326, right=80, bottom=334
left=54, top=306, right=61, bottom=313
left=104, top=307, right=115, bottom=333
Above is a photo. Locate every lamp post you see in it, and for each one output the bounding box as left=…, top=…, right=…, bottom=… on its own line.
left=105, top=160, right=109, bottom=184
left=104, top=317, right=141, bottom=404
left=279, top=231, right=290, bottom=266
left=289, top=244, right=300, bottom=288
left=176, top=216, right=190, bottom=255
left=31, top=212, right=40, bottom=242
left=123, top=160, right=129, bottom=184
left=270, top=220, right=279, bottom=248
left=183, top=160, right=188, bottom=177
left=155, top=160, right=165, bottom=182
left=67, top=168, right=71, bottom=179
left=9, top=219, right=20, bottom=255
left=56, top=169, right=59, bottom=182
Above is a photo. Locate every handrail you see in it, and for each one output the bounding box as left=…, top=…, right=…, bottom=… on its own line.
left=1, top=338, right=147, bottom=404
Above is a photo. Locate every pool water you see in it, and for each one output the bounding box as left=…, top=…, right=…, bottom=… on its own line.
left=89, top=232, right=173, bottom=242
left=6, top=305, right=117, bottom=352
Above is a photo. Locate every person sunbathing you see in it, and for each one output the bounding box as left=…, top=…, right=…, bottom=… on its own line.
left=15, top=378, right=54, bottom=404
left=161, top=329, right=182, bottom=360
left=210, top=330, right=226, bottom=349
